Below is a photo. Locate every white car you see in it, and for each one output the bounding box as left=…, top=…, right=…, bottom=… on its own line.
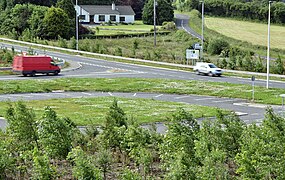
left=193, top=62, right=223, bottom=77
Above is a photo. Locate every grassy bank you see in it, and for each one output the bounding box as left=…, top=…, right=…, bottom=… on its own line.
left=0, top=78, right=284, bottom=105
left=176, top=10, right=285, bottom=59
left=205, top=17, right=285, bottom=50
left=0, top=97, right=223, bottom=126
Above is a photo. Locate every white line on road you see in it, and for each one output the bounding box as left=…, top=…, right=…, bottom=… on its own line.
left=212, top=99, right=235, bottom=103
left=133, top=93, right=137, bottom=97
left=174, top=96, right=189, bottom=99
left=194, top=97, right=216, bottom=101
left=154, top=94, right=163, bottom=98
left=108, top=92, right=113, bottom=96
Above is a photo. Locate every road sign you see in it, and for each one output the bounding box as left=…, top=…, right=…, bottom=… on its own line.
left=192, top=43, right=202, bottom=50
left=186, top=49, right=199, bottom=60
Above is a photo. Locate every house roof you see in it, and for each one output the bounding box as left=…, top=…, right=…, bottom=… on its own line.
left=79, top=5, right=135, bottom=16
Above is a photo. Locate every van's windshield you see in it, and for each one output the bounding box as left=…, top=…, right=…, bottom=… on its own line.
left=209, top=64, right=217, bottom=68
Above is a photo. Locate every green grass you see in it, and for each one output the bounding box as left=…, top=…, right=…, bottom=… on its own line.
left=0, top=78, right=285, bottom=105
left=0, top=97, right=223, bottom=126
left=97, top=21, right=158, bottom=31
left=205, top=17, right=285, bottom=50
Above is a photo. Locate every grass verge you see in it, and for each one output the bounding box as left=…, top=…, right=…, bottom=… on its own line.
left=0, top=97, right=225, bottom=126
left=0, top=78, right=285, bottom=105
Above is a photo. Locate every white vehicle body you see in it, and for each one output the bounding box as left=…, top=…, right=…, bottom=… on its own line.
left=193, top=62, right=223, bottom=76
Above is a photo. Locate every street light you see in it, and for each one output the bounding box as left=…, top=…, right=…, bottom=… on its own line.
left=153, top=0, right=157, bottom=47
left=201, top=0, right=204, bottom=60
left=76, top=0, right=79, bottom=51
left=266, top=1, right=272, bottom=89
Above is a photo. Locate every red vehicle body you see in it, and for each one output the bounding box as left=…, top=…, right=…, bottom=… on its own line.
left=12, top=55, right=61, bottom=76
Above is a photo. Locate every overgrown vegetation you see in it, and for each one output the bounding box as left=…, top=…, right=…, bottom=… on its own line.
left=1, top=100, right=285, bottom=179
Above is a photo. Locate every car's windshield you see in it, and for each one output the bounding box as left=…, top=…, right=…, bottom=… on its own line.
left=209, top=64, right=217, bottom=68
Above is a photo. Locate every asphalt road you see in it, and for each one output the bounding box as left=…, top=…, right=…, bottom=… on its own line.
left=1, top=42, right=285, bottom=89
left=0, top=91, right=283, bottom=131
left=175, top=14, right=202, bottom=40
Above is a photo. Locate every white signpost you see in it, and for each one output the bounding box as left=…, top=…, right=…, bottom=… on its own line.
left=186, top=49, right=199, bottom=65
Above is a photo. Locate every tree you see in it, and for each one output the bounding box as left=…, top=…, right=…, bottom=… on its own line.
left=142, top=0, right=174, bottom=25
left=5, top=102, right=39, bottom=151
left=42, top=7, right=71, bottom=39
left=159, top=108, right=199, bottom=179
left=37, top=107, right=76, bottom=159
left=173, top=0, right=199, bottom=12
left=99, top=99, right=127, bottom=149
left=56, top=0, right=76, bottom=19
left=68, top=146, right=102, bottom=180
left=236, top=108, right=285, bottom=179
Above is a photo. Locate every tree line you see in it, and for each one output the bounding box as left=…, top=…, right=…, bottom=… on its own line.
left=173, top=0, right=285, bottom=24
left=1, top=100, right=285, bottom=179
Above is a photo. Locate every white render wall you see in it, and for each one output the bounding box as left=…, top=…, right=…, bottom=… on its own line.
left=123, top=15, right=135, bottom=23
left=75, top=5, right=90, bottom=23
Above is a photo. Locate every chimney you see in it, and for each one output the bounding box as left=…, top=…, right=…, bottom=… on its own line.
left=112, top=2, right=115, bottom=10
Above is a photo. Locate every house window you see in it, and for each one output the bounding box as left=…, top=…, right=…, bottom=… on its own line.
left=110, top=15, right=116, bottom=21
left=99, top=15, right=105, bottom=22
left=120, top=16, right=125, bottom=22
left=79, top=15, right=85, bottom=20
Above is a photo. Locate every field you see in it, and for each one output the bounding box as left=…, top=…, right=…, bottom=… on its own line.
left=89, top=21, right=162, bottom=36
left=205, top=17, right=285, bottom=50
left=0, top=97, right=222, bottom=125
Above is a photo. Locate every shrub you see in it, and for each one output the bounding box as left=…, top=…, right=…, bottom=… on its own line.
left=273, top=55, right=284, bottom=75
left=160, top=22, right=176, bottom=31
left=207, top=38, right=230, bottom=55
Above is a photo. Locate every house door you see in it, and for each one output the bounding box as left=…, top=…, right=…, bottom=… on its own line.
left=90, top=15, right=94, bottom=24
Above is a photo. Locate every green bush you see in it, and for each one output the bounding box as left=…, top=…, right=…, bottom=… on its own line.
left=207, top=38, right=230, bottom=55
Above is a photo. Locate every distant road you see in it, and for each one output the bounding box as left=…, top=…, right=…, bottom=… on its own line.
left=175, top=14, right=202, bottom=40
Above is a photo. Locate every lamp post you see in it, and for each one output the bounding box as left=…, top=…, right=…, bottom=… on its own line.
left=76, top=0, right=79, bottom=51
left=266, top=1, right=272, bottom=89
left=201, top=0, right=204, bottom=60
left=154, top=0, right=157, bottom=47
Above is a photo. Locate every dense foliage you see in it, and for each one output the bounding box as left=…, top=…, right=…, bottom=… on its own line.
left=203, top=0, right=285, bottom=24
left=1, top=100, right=285, bottom=179
left=142, top=0, right=174, bottom=25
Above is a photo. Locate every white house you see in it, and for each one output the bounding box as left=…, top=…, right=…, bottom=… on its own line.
left=74, top=3, right=135, bottom=24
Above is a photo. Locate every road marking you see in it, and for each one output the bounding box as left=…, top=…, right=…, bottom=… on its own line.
left=251, top=113, right=259, bottom=116
left=133, top=93, right=137, bottom=97
left=81, top=92, right=92, bottom=96
left=108, top=92, right=113, bottom=96
left=154, top=94, right=163, bottom=98
left=174, top=96, right=189, bottom=99
left=212, top=99, right=235, bottom=103
left=235, top=112, right=248, bottom=116
left=195, top=97, right=216, bottom=101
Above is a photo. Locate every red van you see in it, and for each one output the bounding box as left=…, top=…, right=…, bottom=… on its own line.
left=12, top=55, right=61, bottom=76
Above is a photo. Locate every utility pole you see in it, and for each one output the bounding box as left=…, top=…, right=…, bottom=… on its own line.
left=76, top=0, right=79, bottom=51
left=201, top=0, right=204, bottom=60
left=154, top=0, right=157, bottom=47
left=266, top=1, right=272, bottom=89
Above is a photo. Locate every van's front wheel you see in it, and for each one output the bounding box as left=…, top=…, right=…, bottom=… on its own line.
left=30, top=71, right=36, bottom=77
left=54, top=70, right=59, bottom=76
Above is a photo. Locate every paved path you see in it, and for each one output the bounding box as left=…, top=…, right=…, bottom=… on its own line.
left=0, top=91, right=284, bottom=132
